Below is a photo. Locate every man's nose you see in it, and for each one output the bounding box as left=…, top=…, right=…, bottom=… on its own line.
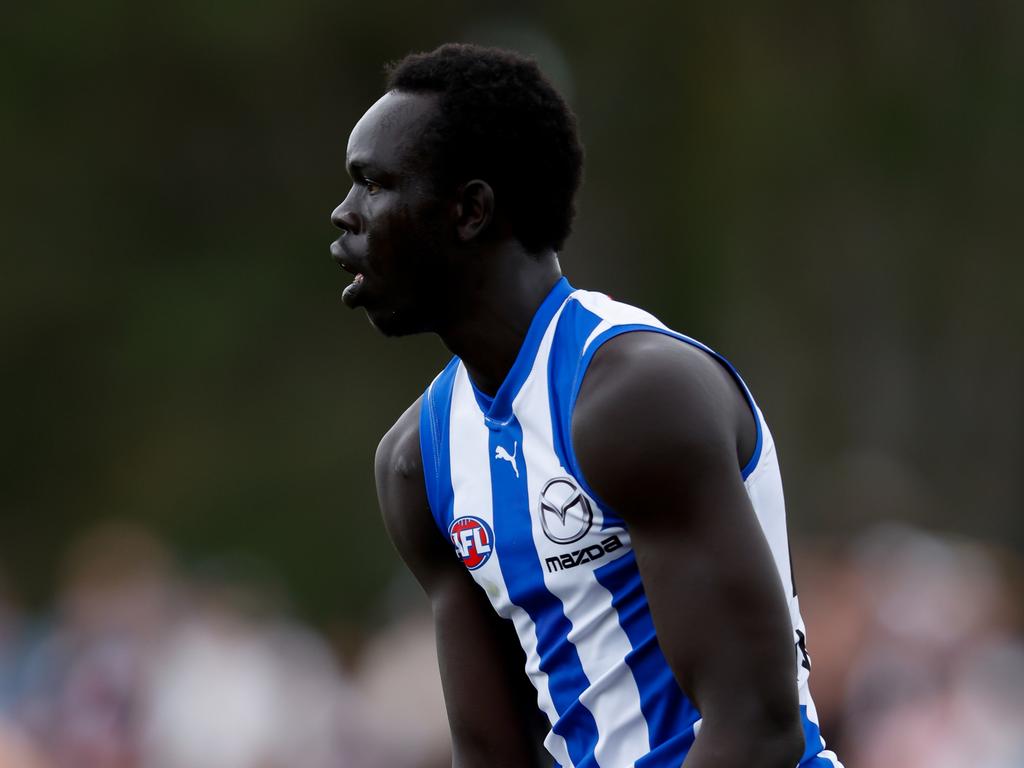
left=331, top=196, right=362, bottom=235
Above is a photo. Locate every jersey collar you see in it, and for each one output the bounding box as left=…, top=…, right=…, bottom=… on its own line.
left=468, top=276, right=573, bottom=428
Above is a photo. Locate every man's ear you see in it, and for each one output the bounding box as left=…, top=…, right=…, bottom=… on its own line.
left=454, top=179, right=494, bottom=242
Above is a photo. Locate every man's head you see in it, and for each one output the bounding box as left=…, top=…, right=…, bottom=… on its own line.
left=330, top=44, right=584, bottom=336
left=384, top=43, right=584, bottom=254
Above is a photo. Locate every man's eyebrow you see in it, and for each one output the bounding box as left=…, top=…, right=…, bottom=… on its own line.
left=347, top=158, right=389, bottom=180
left=346, top=158, right=366, bottom=177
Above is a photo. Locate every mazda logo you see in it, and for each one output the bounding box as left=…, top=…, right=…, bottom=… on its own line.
left=538, top=477, right=593, bottom=544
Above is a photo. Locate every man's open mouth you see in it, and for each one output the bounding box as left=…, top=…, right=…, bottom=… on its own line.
left=341, top=272, right=365, bottom=308
left=331, top=238, right=368, bottom=308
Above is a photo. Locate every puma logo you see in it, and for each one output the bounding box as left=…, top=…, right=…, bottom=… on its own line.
left=494, top=442, right=519, bottom=478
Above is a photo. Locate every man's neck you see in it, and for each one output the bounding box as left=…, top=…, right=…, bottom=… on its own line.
left=438, top=245, right=562, bottom=397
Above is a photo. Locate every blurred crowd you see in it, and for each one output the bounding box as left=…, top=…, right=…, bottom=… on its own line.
left=0, top=521, right=1021, bottom=768
left=798, top=524, right=1024, bottom=768
left=0, top=524, right=449, bottom=768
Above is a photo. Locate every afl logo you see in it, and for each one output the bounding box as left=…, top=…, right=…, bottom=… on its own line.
left=538, top=477, right=593, bottom=544
left=448, top=516, right=494, bottom=570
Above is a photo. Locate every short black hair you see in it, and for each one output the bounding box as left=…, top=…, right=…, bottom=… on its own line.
left=386, top=43, right=584, bottom=254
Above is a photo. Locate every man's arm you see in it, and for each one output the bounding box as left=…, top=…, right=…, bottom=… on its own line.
left=572, top=332, right=805, bottom=768
left=375, top=399, right=545, bottom=768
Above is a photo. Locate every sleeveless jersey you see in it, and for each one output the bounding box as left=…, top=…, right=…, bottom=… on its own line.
left=419, top=278, right=842, bottom=768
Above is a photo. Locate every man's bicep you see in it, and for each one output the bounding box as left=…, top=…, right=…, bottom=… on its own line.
left=571, top=336, right=800, bottom=736
left=374, top=399, right=451, bottom=592
left=626, top=473, right=799, bottom=723
left=374, top=402, right=544, bottom=767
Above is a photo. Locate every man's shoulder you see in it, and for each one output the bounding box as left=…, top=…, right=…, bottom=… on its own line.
left=572, top=330, right=755, bottom=483
left=559, top=290, right=735, bottom=396
left=375, top=394, right=465, bottom=588
left=577, top=330, right=739, bottom=422
left=375, top=395, right=425, bottom=486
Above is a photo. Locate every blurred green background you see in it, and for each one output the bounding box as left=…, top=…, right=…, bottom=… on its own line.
left=3, top=1, right=1022, bottom=628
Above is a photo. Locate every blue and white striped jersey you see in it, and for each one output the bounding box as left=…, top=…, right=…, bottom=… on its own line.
left=419, top=278, right=842, bottom=768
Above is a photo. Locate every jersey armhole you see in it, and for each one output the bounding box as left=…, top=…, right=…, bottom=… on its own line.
left=418, top=385, right=442, bottom=527
left=418, top=356, right=461, bottom=534
left=564, top=324, right=765, bottom=513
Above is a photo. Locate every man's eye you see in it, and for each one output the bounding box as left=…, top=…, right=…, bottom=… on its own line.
left=365, top=179, right=382, bottom=195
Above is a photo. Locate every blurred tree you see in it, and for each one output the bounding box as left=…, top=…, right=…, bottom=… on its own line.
left=2, top=0, right=1021, bottom=624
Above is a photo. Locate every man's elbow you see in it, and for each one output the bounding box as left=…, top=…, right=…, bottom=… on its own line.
left=699, top=708, right=805, bottom=768
left=754, top=719, right=805, bottom=768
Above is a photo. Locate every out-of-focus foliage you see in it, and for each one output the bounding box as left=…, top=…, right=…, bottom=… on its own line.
left=2, top=1, right=1021, bottom=622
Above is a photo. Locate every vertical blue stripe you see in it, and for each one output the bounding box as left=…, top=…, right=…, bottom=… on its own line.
left=419, top=357, right=460, bottom=533
left=546, top=299, right=625, bottom=530
left=488, top=415, right=600, bottom=767
left=798, top=705, right=836, bottom=767
left=547, top=299, right=600, bottom=474
left=594, top=552, right=701, bottom=766
left=548, top=306, right=703, bottom=764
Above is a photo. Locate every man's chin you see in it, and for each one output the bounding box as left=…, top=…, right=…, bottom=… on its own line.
left=365, top=306, right=430, bottom=338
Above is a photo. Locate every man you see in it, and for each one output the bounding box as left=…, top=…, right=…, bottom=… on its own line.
left=330, top=43, right=842, bottom=768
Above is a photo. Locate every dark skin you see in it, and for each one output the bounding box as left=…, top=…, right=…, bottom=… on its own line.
left=334, top=90, right=805, bottom=767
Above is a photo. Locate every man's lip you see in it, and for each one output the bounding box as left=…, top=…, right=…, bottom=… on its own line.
left=341, top=273, right=365, bottom=308
left=330, top=237, right=364, bottom=275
